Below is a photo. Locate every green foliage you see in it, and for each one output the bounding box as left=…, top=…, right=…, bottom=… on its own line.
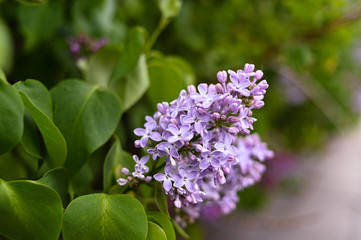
left=0, top=81, right=24, bottom=155
left=17, top=0, right=48, bottom=6
left=51, top=80, right=121, bottom=175
left=103, top=136, right=135, bottom=192
left=37, top=168, right=70, bottom=206
left=147, top=211, right=176, bottom=240
left=0, top=179, right=63, bottom=240
left=147, top=221, right=167, bottom=240
left=147, top=55, right=188, bottom=106
left=62, top=193, right=148, bottom=240
left=0, top=19, right=12, bottom=72
left=14, top=80, right=67, bottom=167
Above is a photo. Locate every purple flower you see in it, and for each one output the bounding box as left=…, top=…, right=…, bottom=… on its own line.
left=131, top=63, right=272, bottom=223
left=227, top=70, right=251, bottom=96
left=133, top=155, right=149, bottom=173
left=173, top=168, right=198, bottom=192
left=154, top=165, right=174, bottom=192
left=165, top=124, right=194, bottom=144
left=134, top=120, right=162, bottom=147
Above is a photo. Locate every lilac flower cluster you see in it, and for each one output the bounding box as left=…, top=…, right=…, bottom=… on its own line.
left=117, top=155, right=153, bottom=186
left=118, top=63, right=272, bottom=220
left=67, top=34, right=108, bottom=61
left=180, top=134, right=273, bottom=224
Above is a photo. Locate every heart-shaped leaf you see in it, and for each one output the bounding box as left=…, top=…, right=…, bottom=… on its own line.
left=147, top=221, right=167, bottom=240
left=0, top=179, right=63, bottom=240
left=147, top=211, right=175, bottom=240
left=62, top=193, right=148, bottom=240
left=51, top=80, right=121, bottom=175
left=0, top=81, right=24, bottom=155
left=14, top=80, right=67, bottom=167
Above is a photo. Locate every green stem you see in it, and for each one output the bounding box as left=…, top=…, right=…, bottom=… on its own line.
left=146, top=17, right=171, bottom=53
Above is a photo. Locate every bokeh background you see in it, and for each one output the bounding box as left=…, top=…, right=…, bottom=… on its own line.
left=1, top=0, right=361, bottom=239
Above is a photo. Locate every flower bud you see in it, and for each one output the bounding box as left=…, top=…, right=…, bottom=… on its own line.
left=255, top=70, right=263, bottom=80
left=217, top=70, right=227, bottom=83
left=221, top=115, right=227, bottom=121
left=228, top=127, right=239, bottom=135
left=227, top=116, right=239, bottom=123
left=215, top=83, right=223, bottom=93
left=121, top=168, right=130, bottom=175
left=187, top=85, right=197, bottom=94
left=135, top=140, right=141, bottom=148
left=211, top=112, right=220, bottom=119
left=145, top=176, right=152, bottom=182
left=244, top=63, right=255, bottom=73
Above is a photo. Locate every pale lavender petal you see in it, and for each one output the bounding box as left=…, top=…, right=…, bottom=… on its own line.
left=140, top=135, right=148, bottom=147
left=134, top=128, right=146, bottom=136
left=170, top=147, right=179, bottom=158
left=163, top=179, right=173, bottom=192
left=211, top=158, right=220, bottom=168
left=174, top=179, right=185, bottom=188
left=168, top=136, right=179, bottom=143
left=183, top=131, right=194, bottom=141
left=167, top=124, right=179, bottom=135
left=198, top=83, right=208, bottom=95
left=154, top=173, right=165, bottom=181
left=178, top=167, right=187, bottom=177
left=199, top=159, right=210, bottom=170
left=194, top=121, right=203, bottom=133
left=185, top=181, right=195, bottom=192
left=150, top=132, right=162, bottom=141
left=140, top=156, right=149, bottom=164
left=188, top=171, right=198, bottom=180
left=164, top=164, right=172, bottom=174
left=239, top=88, right=250, bottom=97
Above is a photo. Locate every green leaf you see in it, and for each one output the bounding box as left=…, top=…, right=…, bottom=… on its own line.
left=147, top=221, right=167, bottom=240
left=110, top=27, right=146, bottom=83
left=155, top=183, right=170, bottom=217
left=0, top=19, right=13, bottom=72
left=51, top=80, right=122, bottom=174
left=147, top=211, right=176, bottom=240
left=0, top=152, right=27, bottom=180
left=0, top=179, right=63, bottom=240
left=147, top=56, right=187, bottom=106
left=103, top=136, right=135, bottom=192
left=166, top=56, right=195, bottom=86
left=84, top=46, right=121, bottom=87
left=21, top=111, right=42, bottom=159
left=112, top=53, right=149, bottom=112
left=17, top=0, right=48, bottom=6
left=62, top=193, right=148, bottom=240
left=18, top=1, right=63, bottom=50
left=37, top=168, right=70, bottom=206
left=0, top=68, right=6, bottom=83
left=0, top=81, right=24, bottom=155
left=158, top=0, right=182, bottom=19
left=14, top=80, right=67, bottom=168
